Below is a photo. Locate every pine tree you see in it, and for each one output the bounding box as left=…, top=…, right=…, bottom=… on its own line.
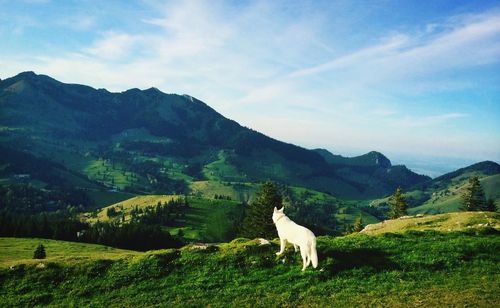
left=240, top=181, right=283, bottom=239
left=461, top=176, right=486, bottom=211
left=353, top=216, right=364, bottom=232
left=388, top=187, right=408, bottom=219
left=33, top=244, right=46, bottom=259
left=485, top=198, right=497, bottom=212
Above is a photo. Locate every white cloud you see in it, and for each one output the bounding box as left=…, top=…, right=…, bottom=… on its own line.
left=1, top=2, right=499, bottom=161
left=58, top=14, right=96, bottom=31
left=390, top=112, right=468, bottom=129
left=84, top=32, right=141, bottom=60
left=288, top=34, right=410, bottom=78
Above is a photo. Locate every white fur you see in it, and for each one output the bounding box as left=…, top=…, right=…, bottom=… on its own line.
left=272, top=207, right=318, bottom=271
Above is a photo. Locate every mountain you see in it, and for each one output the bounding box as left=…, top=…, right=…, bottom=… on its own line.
left=313, top=148, right=430, bottom=197
left=0, top=72, right=429, bottom=200
left=314, top=149, right=391, bottom=168
left=368, top=160, right=500, bottom=214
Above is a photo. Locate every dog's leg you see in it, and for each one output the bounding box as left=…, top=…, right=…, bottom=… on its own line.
left=306, top=250, right=312, bottom=267
left=300, top=247, right=308, bottom=271
left=276, top=238, right=286, bottom=256
left=294, top=244, right=298, bottom=252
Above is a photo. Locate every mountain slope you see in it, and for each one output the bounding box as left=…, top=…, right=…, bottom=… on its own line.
left=1, top=72, right=429, bottom=199
left=368, top=161, right=500, bottom=214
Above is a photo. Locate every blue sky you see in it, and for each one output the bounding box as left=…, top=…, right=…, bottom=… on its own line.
left=1, top=0, right=500, bottom=170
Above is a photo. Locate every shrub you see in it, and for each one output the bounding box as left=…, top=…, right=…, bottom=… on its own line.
left=33, top=244, right=46, bottom=259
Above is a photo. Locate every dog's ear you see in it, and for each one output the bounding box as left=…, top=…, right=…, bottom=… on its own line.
left=278, top=207, right=284, bottom=213
left=273, top=207, right=277, bottom=212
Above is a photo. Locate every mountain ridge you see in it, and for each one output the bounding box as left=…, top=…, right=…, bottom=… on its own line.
left=0, top=71, right=433, bottom=199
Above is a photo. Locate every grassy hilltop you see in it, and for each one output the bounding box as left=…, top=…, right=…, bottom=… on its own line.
left=85, top=195, right=243, bottom=242
left=361, top=212, right=500, bottom=235
left=1, top=212, right=499, bottom=307
left=368, top=161, right=500, bottom=215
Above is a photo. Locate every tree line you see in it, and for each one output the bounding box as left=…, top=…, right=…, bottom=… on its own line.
left=0, top=210, right=183, bottom=251
left=129, top=198, right=189, bottom=226
left=0, top=184, right=92, bottom=214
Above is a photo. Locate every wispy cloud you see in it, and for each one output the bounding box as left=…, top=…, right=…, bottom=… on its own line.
left=1, top=1, right=499, bottom=161
left=391, top=112, right=468, bottom=128
left=289, top=11, right=500, bottom=83
left=288, top=34, right=410, bottom=78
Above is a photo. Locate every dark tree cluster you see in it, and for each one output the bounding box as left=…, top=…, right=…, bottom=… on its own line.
left=461, top=176, right=497, bottom=212
left=388, top=187, right=408, bottom=219
left=0, top=211, right=86, bottom=241
left=130, top=198, right=189, bottom=226
left=121, top=140, right=201, bottom=158
left=0, top=207, right=184, bottom=251
left=213, top=194, right=232, bottom=200
left=80, top=221, right=183, bottom=251
left=344, top=216, right=364, bottom=235
left=280, top=185, right=339, bottom=235
left=33, top=244, right=46, bottom=259
left=0, top=184, right=92, bottom=214
left=241, top=182, right=282, bottom=239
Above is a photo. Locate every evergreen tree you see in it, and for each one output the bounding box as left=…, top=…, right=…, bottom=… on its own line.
left=33, top=244, right=46, bottom=259
left=388, top=187, right=408, bottom=219
left=461, top=176, right=486, bottom=211
left=241, top=181, right=282, bottom=239
left=353, top=216, right=364, bottom=232
left=485, top=198, right=497, bottom=212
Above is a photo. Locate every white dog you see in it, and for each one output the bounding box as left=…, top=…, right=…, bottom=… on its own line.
left=272, top=207, right=318, bottom=271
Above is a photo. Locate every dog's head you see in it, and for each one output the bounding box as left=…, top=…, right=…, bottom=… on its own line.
left=272, top=207, right=285, bottom=224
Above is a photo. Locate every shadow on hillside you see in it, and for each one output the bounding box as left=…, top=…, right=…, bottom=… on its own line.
left=319, top=248, right=398, bottom=275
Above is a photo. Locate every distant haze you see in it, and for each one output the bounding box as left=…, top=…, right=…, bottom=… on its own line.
left=389, top=154, right=478, bottom=178
left=1, top=0, right=499, bottom=165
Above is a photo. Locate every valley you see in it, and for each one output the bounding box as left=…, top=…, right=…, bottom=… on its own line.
left=1, top=72, right=499, bottom=240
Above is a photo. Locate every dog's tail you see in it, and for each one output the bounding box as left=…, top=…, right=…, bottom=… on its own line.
left=310, top=237, right=318, bottom=268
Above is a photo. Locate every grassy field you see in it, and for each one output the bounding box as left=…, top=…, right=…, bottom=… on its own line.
left=1, top=227, right=498, bottom=307
left=190, top=180, right=257, bottom=202
left=0, top=238, right=139, bottom=268
left=361, top=211, right=500, bottom=235
left=335, top=205, right=380, bottom=226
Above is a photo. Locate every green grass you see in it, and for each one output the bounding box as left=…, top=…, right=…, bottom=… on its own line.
left=86, top=195, right=243, bottom=242
left=190, top=180, right=257, bottom=202
left=361, top=212, right=500, bottom=235
left=82, top=158, right=137, bottom=190
left=203, top=150, right=247, bottom=182
left=1, top=230, right=498, bottom=307
left=0, top=238, right=139, bottom=268
left=409, top=174, right=500, bottom=214
left=336, top=205, right=380, bottom=226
